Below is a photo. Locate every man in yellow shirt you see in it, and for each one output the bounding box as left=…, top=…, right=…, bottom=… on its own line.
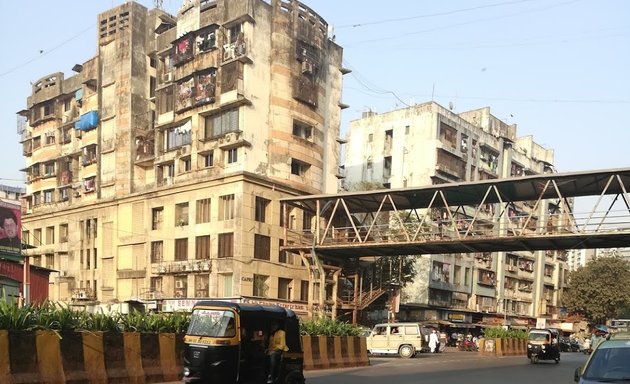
left=267, top=321, right=288, bottom=384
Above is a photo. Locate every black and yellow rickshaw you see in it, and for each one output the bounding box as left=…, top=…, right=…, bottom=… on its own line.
left=527, top=328, right=561, bottom=364
left=183, top=300, right=305, bottom=384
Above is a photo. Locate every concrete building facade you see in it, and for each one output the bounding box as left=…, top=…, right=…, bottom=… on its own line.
left=344, top=102, right=569, bottom=326
left=18, top=0, right=346, bottom=315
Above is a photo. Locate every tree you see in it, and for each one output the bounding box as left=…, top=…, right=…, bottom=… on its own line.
left=563, top=256, right=630, bottom=324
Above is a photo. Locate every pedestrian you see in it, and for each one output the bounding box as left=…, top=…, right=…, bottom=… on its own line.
left=429, top=329, right=439, bottom=353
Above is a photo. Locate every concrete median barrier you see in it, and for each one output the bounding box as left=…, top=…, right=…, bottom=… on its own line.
left=0, top=331, right=369, bottom=382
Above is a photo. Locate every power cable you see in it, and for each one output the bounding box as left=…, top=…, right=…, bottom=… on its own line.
left=338, top=0, right=536, bottom=29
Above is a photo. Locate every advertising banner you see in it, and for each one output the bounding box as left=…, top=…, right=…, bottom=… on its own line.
left=0, top=202, right=21, bottom=257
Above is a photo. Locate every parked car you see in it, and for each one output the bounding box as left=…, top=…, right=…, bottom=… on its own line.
left=574, top=333, right=630, bottom=383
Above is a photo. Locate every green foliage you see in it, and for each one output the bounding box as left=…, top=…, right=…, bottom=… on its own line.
left=0, top=299, right=189, bottom=333
left=563, top=257, right=630, bottom=324
left=299, top=316, right=362, bottom=337
left=482, top=327, right=527, bottom=339
left=0, top=299, right=36, bottom=330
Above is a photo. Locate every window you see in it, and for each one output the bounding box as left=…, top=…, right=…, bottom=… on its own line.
left=181, top=156, right=192, bottom=172
left=278, top=239, right=293, bottom=264
left=45, top=132, right=56, bottom=145
left=405, top=125, right=410, bottom=135
left=33, top=228, right=42, bottom=246
left=32, top=136, right=41, bottom=150
left=194, top=275, right=209, bottom=298
left=44, top=162, right=55, bottom=177
left=152, top=207, right=164, bottom=230
left=43, top=190, right=54, bottom=204
left=302, top=211, right=313, bottom=231
left=196, top=26, right=217, bottom=52
left=292, top=120, right=313, bottom=141
left=220, top=273, right=233, bottom=297
left=158, top=85, right=174, bottom=114
left=83, top=177, right=96, bottom=192
left=59, top=224, right=68, bottom=243
left=175, top=202, right=189, bottom=226
left=254, top=234, right=270, bottom=260
left=226, top=148, right=237, bottom=164
left=174, top=276, right=187, bottom=298
left=173, top=34, right=194, bottom=65
left=196, top=235, right=210, bottom=259
left=174, top=238, right=188, bottom=261
left=290, top=159, right=310, bottom=176
left=278, top=278, right=292, bottom=300
left=82, top=145, right=97, bottom=166
left=150, top=276, right=162, bottom=293
left=45, top=226, right=55, bottom=244
left=205, top=109, right=239, bottom=137
left=203, top=151, right=214, bottom=167
left=196, top=198, right=211, bottom=224
left=151, top=241, right=163, bottom=263
left=165, top=121, right=192, bottom=151
left=300, top=280, right=309, bottom=301
left=255, top=196, right=270, bottom=223
left=218, top=232, right=234, bottom=258
left=368, top=133, right=373, bottom=142
left=219, top=194, right=235, bottom=220
left=253, top=274, right=269, bottom=298
left=175, top=69, right=217, bottom=110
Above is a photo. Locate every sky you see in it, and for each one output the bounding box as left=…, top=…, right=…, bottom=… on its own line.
left=1, top=0, right=628, bottom=193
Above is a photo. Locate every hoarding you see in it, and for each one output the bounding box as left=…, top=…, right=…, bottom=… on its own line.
left=0, top=202, right=21, bottom=257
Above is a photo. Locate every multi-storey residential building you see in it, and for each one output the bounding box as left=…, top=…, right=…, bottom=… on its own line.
left=18, top=0, right=346, bottom=315
left=344, top=102, right=568, bottom=326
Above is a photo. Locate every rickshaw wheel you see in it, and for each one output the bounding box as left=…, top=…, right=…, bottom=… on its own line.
left=284, top=371, right=305, bottom=384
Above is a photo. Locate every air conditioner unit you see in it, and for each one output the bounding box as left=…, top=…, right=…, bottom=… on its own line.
left=507, top=265, right=516, bottom=272
left=301, top=61, right=313, bottom=74
left=59, top=271, right=67, bottom=277
left=224, top=132, right=237, bottom=142
left=162, top=72, right=173, bottom=82
left=175, top=280, right=185, bottom=289
left=78, top=291, right=87, bottom=299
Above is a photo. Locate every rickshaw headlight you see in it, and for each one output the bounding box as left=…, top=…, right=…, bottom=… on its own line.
left=183, top=367, right=190, bottom=377
left=541, top=346, right=545, bottom=350
left=528, top=345, right=531, bottom=349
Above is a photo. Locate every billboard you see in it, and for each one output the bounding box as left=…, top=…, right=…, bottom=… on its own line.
left=0, top=201, right=21, bottom=257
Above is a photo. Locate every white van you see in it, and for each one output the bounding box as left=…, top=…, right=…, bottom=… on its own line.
left=365, top=322, right=429, bottom=358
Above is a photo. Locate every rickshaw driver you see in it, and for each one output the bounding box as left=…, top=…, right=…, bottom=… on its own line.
left=267, top=320, right=289, bottom=384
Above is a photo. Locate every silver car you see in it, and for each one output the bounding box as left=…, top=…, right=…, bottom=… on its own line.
left=574, top=333, right=630, bottom=383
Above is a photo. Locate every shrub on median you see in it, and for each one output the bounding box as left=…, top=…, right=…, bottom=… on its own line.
left=299, top=316, right=363, bottom=337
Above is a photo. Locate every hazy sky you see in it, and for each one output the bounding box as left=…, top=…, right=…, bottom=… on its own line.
left=1, top=0, right=628, bottom=191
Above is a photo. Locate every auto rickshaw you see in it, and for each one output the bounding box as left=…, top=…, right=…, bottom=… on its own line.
left=183, top=300, right=305, bottom=384
left=527, top=328, right=560, bottom=364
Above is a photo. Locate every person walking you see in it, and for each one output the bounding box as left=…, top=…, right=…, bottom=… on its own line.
left=429, top=329, right=439, bottom=353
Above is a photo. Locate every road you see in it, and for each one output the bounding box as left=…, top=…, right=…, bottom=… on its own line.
left=162, top=348, right=589, bottom=384
left=305, top=348, right=588, bottom=384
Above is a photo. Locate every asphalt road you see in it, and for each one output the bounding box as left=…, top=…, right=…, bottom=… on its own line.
left=306, top=348, right=589, bottom=384
left=162, top=348, right=590, bottom=383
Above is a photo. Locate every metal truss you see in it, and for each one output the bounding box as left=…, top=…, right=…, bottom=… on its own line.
left=281, top=168, right=630, bottom=257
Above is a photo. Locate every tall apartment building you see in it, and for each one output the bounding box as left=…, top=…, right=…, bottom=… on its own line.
left=18, top=0, right=345, bottom=315
left=344, top=102, right=569, bottom=326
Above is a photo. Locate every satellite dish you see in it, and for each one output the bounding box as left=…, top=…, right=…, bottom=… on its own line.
left=448, top=101, right=454, bottom=111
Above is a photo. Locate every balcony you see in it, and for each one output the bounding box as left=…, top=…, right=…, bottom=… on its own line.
left=117, top=268, right=147, bottom=279
left=153, top=260, right=211, bottom=275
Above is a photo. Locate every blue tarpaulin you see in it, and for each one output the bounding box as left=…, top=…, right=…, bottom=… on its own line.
left=75, top=111, right=99, bottom=131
